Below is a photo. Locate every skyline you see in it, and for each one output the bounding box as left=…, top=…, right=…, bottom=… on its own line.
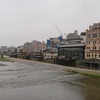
left=0, top=0, right=100, bottom=46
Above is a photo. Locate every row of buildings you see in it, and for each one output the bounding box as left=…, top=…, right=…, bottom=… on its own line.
left=0, top=22, right=100, bottom=69
left=57, top=30, right=85, bottom=64
left=57, top=23, right=100, bottom=60
left=57, top=22, right=100, bottom=69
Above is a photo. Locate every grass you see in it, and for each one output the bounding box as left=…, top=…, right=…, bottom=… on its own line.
left=0, top=57, right=14, bottom=62
left=65, top=68, right=100, bottom=78
left=79, top=72, right=100, bottom=78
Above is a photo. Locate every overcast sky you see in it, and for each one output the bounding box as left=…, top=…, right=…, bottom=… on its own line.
left=0, top=0, right=100, bottom=46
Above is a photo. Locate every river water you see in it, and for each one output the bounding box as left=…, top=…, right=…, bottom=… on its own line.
left=0, top=60, right=99, bottom=100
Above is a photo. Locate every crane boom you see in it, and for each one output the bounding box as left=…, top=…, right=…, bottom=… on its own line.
left=55, top=25, right=62, bottom=35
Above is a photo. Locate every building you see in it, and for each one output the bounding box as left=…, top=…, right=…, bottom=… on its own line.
left=43, top=48, right=58, bottom=59
left=0, top=46, right=8, bottom=53
left=17, top=45, right=24, bottom=53
left=47, top=36, right=62, bottom=49
left=80, top=32, right=86, bottom=43
left=58, top=43, right=85, bottom=61
left=66, top=30, right=85, bottom=44
left=7, top=46, right=17, bottom=57
left=29, top=40, right=42, bottom=52
left=23, top=42, right=30, bottom=53
left=44, top=53, right=57, bottom=59
left=17, top=40, right=42, bottom=59
left=85, top=22, right=100, bottom=59
left=41, top=41, right=46, bottom=50
left=67, top=30, right=79, bottom=39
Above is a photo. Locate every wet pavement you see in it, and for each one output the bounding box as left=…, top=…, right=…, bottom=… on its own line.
left=0, top=59, right=100, bottom=100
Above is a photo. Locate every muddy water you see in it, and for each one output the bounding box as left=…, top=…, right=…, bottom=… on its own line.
left=0, top=60, right=99, bottom=100
left=82, top=77, right=100, bottom=100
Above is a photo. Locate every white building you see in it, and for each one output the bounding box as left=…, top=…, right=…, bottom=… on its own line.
left=44, top=53, right=57, bottom=59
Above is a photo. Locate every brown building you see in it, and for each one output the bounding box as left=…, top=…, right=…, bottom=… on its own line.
left=85, top=22, right=100, bottom=59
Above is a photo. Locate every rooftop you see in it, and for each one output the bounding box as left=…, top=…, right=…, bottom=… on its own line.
left=59, top=43, right=85, bottom=48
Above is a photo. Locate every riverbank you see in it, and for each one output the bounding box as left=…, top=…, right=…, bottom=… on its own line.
left=11, top=58, right=100, bottom=78
left=0, top=56, right=13, bottom=62
left=64, top=67, right=100, bottom=78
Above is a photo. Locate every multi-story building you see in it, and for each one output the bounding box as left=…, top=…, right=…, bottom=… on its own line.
left=47, top=36, right=62, bottom=49
left=7, top=46, right=17, bottom=57
left=23, top=42, right=30, bottom=53
left=17, top=40, right=42, bottom=59
left=0, top=46, right=8, bottom=53
left=17, top=45, right=24, bottom=53
left=29, top=40, right=42, bottom=52
left=66, top=30, right=85, bottom=44
left=67, top=30, right=79, bottom=39
left=85, top=22, right=100, bottom=59
left=58, top=43, right=85, bottom=61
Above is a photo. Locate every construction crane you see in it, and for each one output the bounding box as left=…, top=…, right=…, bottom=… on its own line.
left=64, top=33, right=67, bottom=39
left=55, top=25, right=63, bottom=36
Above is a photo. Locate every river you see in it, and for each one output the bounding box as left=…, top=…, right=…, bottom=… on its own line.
left=0, top=59, right=99, bottom=100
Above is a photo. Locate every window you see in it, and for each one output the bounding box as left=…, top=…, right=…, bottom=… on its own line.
left=87, top=34, right=91, bottom=38
left=93, top=46, right=96, bottom=50
left=87, top=54, right=88, bottom=57
left=87, top=47, right=88, bottom=50
left=95, top=52, right=97, bottom=58
left=87, top=41, right=90, bottom=44
left=86, top=52, right=90, bottom=57
left=92, top=33, right=97, bottom=38
left=87, top=47, right=90, bottom=50
left=98, top=33, right=100, bottom=37
left=93, top=41, right=96, bottom=44
left=95, top=41, right=96, bottom=44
